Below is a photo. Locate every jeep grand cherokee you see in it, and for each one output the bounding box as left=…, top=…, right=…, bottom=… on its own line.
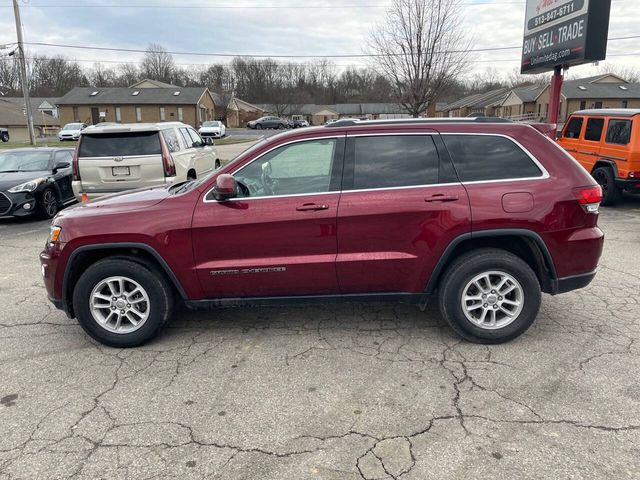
left=40, top=118, right=604, bottom=347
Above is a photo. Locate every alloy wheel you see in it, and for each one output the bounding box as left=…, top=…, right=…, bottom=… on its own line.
left=42, top=189, right=58, bottom=217
left=89, top=276, right=150, bottom=334
left=461, top=270, right=524, bottom=329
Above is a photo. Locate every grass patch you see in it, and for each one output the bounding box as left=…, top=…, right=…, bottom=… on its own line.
left=0, top=140, right=77, bottom=149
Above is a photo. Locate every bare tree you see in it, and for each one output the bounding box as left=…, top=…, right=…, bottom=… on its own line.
left=141, top=43, right=175, bottom=83
left=368, top=0, right=469, bottom=117
left=597, top=64, right=640, bottom=83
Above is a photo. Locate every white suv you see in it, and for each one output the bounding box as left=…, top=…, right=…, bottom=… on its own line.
left=71, top=122, right=218, bottom=201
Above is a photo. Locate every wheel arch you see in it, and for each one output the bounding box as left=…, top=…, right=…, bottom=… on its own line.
left=591, top=159, right=618, bottom=177
left=62, top=243, right=188, bottom=318
left=426, top=229, right=558, bottom=295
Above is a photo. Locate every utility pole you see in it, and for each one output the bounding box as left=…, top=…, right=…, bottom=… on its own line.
left=12, top=0, right=36, bottom=145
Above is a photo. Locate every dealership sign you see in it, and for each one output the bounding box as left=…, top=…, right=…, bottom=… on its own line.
left=521, top=0, right=611, bottom=74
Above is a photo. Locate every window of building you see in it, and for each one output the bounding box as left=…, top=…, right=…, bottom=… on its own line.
left=234, top=139, right=337, bottom=197
left=580, top=101, right=586, bottom=110
left=622, top=100, right=628, bottom=108
left=605, top=119, right=632, bottom=145
left=594, top=101, right=603, bottom=109
left=442, top=135, right=542, bottom=182
left=160, top=107, right=166, bottom=121
left=584, top=118, right=605, bottom=142
left=563, top=116, right=584, bottom=139
left=178, top=107, right=184, bottom=122
left=135, top=107, right=142, bottom=122
left=72, top=106, right=79, bottom=121
left=115, top=107, right=122, bottom=123
left=352, top=135, right=439, bottom=190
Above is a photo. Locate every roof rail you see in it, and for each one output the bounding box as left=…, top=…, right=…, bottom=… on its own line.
left=324, top=117, right=513, bottom=127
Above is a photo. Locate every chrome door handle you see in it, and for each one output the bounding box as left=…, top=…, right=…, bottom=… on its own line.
left=296, top=203, right=329, bottom=211
left=425, top=194, right=459, bottom=203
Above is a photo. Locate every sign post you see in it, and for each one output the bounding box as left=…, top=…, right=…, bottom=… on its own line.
left=520, top=0, right=612, bottom=123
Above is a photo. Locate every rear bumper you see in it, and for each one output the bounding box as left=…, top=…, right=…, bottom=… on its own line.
left=615, top=178, right=640, bottom=191
left=551, top=270, right=597, bottom=294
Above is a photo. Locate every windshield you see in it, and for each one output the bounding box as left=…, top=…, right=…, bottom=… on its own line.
left=63, top=123, right=82, bottom=130
left=0, top=151, right=51, bottom=172
left=202, top=121, right=218, bottom=127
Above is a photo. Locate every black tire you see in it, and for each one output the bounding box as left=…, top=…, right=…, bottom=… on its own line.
left=438, top=248, right=541, bottom=344
left=592, top=167, right=622, bottom=206
left=72, top=257, right=174, bottom=347
left=38, top=187, right=59, bottom=219
left=215, top=159, right=221, bottom=169
left=1, top=132, right=9, bottom=142
left=256, top=124, right=263, bottom=130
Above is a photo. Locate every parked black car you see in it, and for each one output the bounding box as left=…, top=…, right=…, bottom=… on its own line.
left=246, top=116, right=288, bottom=130
left=0, top=148, right=76, bottom=219
left=0, top=128, right=9, bottom=143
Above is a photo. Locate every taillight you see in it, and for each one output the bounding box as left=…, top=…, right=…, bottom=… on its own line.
left=573, top=185, right=602, bottom=213
left=160, top=134, right=176, bottom=177
left=72, top=138, right=81, bottom=181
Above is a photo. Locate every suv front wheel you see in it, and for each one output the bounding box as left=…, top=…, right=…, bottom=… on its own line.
left=72, top=257, right=174, bottom=347
left=438, top=248, right=541, bottom=344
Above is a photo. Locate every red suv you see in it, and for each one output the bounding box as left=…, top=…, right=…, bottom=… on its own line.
left=40, top=118, right=604, bottom=347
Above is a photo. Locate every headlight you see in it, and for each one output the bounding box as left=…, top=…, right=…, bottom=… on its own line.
left=48, top=225, right=62, bottom=243
left=8, top=178, right=43, bottom=193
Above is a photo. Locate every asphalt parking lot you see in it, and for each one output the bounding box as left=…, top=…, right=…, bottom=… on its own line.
left=1, top=189, right=639, bottom=479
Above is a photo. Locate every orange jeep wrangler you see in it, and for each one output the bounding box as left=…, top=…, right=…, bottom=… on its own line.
left=557, top=109, right=640, bottom=205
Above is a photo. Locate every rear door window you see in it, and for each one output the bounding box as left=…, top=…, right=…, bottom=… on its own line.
left=78, top=132, right=161, bottom=157
left=605, top=119, right=632, bottom=145
left=179, top=127, right=193, bottom=149
left=442, top=135, right=543, bottom=182
left=584, top=118, right=605, bottom=142
left=563, top=116, right=584, bottom=139
left=351, top=135, right=439, bottom=190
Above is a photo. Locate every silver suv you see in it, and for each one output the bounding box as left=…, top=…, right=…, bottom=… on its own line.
left=72, top=122, right=218, bottom=201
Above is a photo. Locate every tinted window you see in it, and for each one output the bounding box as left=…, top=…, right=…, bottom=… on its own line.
left=54, top=151, right=73, bottom=163
left=584, top=118, right=605, bottom=142
left=78, top=132, right=161, bottom=157
left=564, top=117, right=583, bottom=138
left=162, top=129, right=181, bottom=153
left=352, top=135, right=438, bottom=189
left=605, top=119, right=632, bottom=145
left=235, top=139, right=336, bottom=197
left=443, top=135, right=542, bottom=182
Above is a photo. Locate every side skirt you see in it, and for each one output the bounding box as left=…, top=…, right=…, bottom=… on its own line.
left=184, top=292, right=430, bottom=310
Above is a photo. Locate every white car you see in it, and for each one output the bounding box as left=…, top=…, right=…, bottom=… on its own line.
left=58, top=123, right=86, bottom=141
left=71, top=122, right=219, bottom=202
left=199, top=120, right=226, bottom=139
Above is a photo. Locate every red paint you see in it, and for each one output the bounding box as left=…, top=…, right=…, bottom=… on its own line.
left=548, top=66, right=564, bottom=124
left=41, top=121, right=604, bottom=307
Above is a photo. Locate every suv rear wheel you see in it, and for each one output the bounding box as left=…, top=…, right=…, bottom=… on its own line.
left=72, top=258, right=174, bottom=347
left=438, top=248, right=541, bottom=344
left=592, top=167, right=621, bottom=206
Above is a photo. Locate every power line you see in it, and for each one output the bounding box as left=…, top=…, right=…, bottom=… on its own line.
left=21, top=35, right=640, bottom=60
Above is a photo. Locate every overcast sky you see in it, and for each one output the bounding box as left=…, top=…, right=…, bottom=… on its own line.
left=0, top=0, right=638, bottom=82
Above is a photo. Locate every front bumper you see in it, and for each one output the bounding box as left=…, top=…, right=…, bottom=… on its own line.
left=0, top=191, right=38, bottom=218
left=200, top=131, right=222, bottom=138
left=40, top=241, right=73, bottom=317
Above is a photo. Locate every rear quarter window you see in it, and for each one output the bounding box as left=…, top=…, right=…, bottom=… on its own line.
left=79, top=132, right=161, bottom=157
left=442, top=135, right=543, bottom=182
left=605, top=119, right=632, bottom=145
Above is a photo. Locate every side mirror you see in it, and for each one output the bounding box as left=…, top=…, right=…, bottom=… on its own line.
left=213, top=174, right=237, bottom=201
left=53, top=161, right=71, bottom=173
left=204, top=137, right=214, bottom=146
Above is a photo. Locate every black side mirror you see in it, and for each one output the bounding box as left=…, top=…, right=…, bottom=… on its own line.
left=204, top=137, right=214, bottom=146
left=53, top=161, right=71, bottom=173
